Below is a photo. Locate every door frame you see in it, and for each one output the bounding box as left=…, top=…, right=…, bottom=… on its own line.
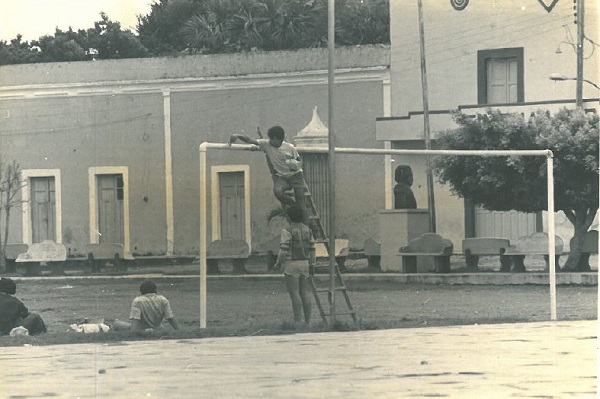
left=21, top=169, right=62, bottom=245
left=210, top=165, right=251, bottom=250
left=88, top=166, right=130, bottom=255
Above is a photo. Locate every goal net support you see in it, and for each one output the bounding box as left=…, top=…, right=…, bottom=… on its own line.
left=199, top=142, right=556, bottom=328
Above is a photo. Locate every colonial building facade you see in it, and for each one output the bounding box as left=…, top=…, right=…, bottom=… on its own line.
left=0, top=46, right=391, bottom=258
left=377, top=0, right=599, bottom=248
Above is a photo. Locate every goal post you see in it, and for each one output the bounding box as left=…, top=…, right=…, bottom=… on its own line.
left=199, top=142, right=556, bottom=328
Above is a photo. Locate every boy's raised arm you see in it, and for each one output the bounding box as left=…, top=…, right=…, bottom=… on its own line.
left=229, top=133, right=259, bottom=146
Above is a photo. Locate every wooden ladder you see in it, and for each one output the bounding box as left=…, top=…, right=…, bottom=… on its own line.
left=303, top=184, right=357, bottom=325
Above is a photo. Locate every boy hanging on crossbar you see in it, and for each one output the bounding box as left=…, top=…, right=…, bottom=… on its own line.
left=229, top=126, right=309, bottom=225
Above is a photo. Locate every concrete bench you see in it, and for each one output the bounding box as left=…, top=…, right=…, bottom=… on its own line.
left=363, top=238, right=381, bottom=269
left=398, top=233, right=454, bottom=273
left=15, top=240, right=67, bottom=276
left=266, top=236, right=350, bottom=272
left=567, top=230, right=598, bottom=271
left=3, top=244, right=29, bottom=273
left=462, top=237, right=511, bottom=271
left=84, top=243, right=133, bottom=273
left=314, top=239, right=350, bottom=271
left=504, top=232, right=563, bottom=272
left=207, top=238, right=250, bottom=274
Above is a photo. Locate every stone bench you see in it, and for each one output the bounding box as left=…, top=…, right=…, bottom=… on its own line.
left=314, top=239, right=350, bottom=271
left=266, top=236, right=350, bottom=272
left=363, top=238, right=381, bottom=269
left=462, top=237, right=511, bottom=271
left=504, top=232, right=563, bottom=272
left=398, top=233, right=454, bottom=273
left=3, top=244, right=29, bottom=273
left=207, top=238, right=250, bottom=274
left=84, top=243, right=133, bottom=274
left=570, top=230, right=598, bottom=271
left=15, top=240, right=67, bottom=276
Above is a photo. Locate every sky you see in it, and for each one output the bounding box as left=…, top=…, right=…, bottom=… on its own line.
left=0, top=0, right=154, bottom=42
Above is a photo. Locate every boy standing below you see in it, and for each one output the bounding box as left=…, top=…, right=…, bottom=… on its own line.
left=229, top=126, right=308, bottom=223
left=274, top=205, right=316, bottom=325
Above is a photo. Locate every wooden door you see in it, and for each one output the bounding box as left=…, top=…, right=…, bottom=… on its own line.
left=30, top=177, right=56, bottom=243
left=219, top=172, right=245, bottom=240
left=97, top=174, right=124, bottom=244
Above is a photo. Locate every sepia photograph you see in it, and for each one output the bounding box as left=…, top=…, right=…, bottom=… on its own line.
left=0, top=0, right=598, bottom=397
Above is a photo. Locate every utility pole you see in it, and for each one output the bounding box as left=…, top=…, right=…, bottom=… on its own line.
left=327, top=0, right=337, bottom=324
left=417, top=0, right=436, bottom=233
left=576, top=0, right=585, bottom=108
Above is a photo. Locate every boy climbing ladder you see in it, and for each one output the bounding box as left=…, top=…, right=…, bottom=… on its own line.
left=229, top=126, right=309, bottom=225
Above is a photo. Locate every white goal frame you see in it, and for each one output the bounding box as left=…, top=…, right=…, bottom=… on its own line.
left=199, top=142, right=556, bottom=328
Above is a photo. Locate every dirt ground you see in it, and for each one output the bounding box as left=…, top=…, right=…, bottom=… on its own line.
left=4, top=275, right=597, bottom=344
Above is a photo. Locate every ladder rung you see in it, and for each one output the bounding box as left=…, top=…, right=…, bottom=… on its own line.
left=321, top=311, right=357, bottom=316
left=314, top=287, right=347, bottom=293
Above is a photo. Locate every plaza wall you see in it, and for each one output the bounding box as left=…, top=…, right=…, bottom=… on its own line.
left=0, top=46, right=390, bottom=256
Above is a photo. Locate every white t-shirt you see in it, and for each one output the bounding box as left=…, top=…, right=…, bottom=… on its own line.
left=257, top=139, right=302, bottom=177
left=129, top=293, right=174, bottom=329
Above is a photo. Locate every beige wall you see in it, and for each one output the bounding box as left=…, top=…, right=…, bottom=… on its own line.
left=0, top=46, right=390, bottom=256
left=386, top=0, right=599, bottom=248
left=390, top=0, right=599, bottom=115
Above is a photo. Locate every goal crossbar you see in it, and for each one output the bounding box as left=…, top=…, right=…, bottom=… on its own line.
left=199, top=142, right=556, bottom=328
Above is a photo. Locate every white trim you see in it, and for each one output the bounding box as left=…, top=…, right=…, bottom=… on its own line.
left=163, top=90, right=174, bottom=255
left=88, top=166, right=131, bottom=256
left=382, top=75, right=393, bottom=210
left=210, top=165, right=251, bottom=251
left=20, top=169, right=62, bottom=244
left=0, top=67, right=390, bottom=99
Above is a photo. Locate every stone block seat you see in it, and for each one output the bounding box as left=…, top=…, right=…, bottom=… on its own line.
left=398, top=233, right=454, bottom=273
left=462, top=237, right=511, bottom=271
left=363, top=238, right=381, bottom=269
left=3, top=244, right=29, bottom=273
left=15, top=240, right=67, bottom=276
left=206, top=238, right=250, bottom=274
left=504, top=232, right=563, bottom=272
left=313, top=239, right=350, bottom=271
left=569, top=230, right=598, bottom=271
left=266, top=236, right=350, bottom=272
left=84, top=243, right=134, bottom=274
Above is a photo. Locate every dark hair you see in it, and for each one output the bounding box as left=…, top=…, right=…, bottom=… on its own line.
left=286, top=205, right=305, bottom=223
left=140, top=280, right=157, bottom=295
left=267, top=126, right=285, bottom=140
left=0, top=278, right=16, bottom=295
left=395, top=165, right=414, bottom=185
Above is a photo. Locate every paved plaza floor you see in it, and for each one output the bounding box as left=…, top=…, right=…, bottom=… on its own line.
left=1, top=320, right=596, bottom=398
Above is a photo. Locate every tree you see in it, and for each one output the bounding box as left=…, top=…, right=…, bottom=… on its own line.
left=137, top=0, right=206, bottom=56
left=0, top=161, right=26, bottom=273
left=181, top=0, right=327, bottom=54
left=0, top=35, right=42, bottom=65
left=433, top=108, right=599, bottom=271
left=84, top=14, right=149, bottom=60
left=336, top=0, right=390, bottom=45
left=34, top=29, right=87, bottom=62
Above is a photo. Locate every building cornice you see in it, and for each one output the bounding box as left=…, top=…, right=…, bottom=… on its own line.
left=0, top=66, right=389, bottom=99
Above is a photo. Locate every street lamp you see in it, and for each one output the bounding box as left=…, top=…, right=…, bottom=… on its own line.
left=549, top=73, right=600, bottom=91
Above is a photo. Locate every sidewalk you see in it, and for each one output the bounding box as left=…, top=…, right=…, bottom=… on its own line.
left=1, top=320, right=596, bottom=398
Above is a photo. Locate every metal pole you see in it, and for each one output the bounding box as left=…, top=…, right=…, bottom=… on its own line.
left=199, top=144, right=208, bottom=329
left=576, top=0, right=585, bottom=108
left=327, top=0, right=337, bottom=325
left=417, top=0, right=436, bottom=233
left=546, top=154, right=557, bottom=320
left=197, top=144, right=553, bottom=327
